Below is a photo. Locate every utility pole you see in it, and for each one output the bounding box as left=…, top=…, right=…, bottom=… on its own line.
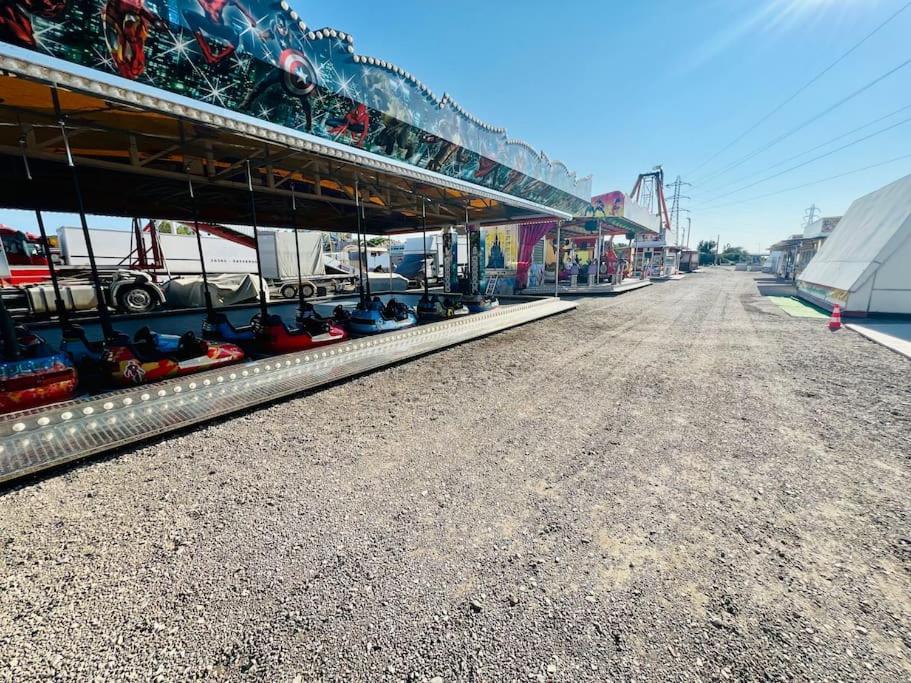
left=716, top=233, right=721, bottom=266
left=666, top=175, right=692, bottom=246
left=802, top=204, right=821, bottom=228
left=686, top=217, right=692, bottom=249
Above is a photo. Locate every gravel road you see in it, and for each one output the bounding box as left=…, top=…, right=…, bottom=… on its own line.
left=1, top=269, right=909, bottom=682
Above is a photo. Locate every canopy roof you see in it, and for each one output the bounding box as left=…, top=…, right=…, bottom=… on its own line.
left=478, top=191, right=661, bottom=238
left=799, top=173, right=911, bottom=294
left=0, top=0, right=590, bottom=217
left=0, top=66, right=570, bottom=233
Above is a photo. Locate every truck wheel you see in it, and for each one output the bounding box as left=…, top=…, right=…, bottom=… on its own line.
left=280, top=284, right=298, bottom=300
left=299, top=282, right=316, bottom=299
left=117, top=285, right=157, bottom=314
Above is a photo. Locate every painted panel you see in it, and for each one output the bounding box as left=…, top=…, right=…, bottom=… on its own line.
left=0, top=0, right=590, bottom=214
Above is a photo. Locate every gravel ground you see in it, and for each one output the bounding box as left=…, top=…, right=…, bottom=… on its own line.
left=1, top=269, right=909, bottom=682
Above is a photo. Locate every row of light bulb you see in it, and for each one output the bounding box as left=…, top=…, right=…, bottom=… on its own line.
left=1, top=49, right=588, bottom=208
left=269, top=1, right=585, bottom=186
left=2, top=301, right=551, bottom=462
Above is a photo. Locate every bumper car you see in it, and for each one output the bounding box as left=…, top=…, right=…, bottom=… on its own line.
left=463, top=294, right=500, bottom=313
left=63, top=325, right=245, bottom=388
left=416, top=293, right=470, bottom=321
left=0, top=326, right=78, bottom=413
left=201, top=312, right=258, bottom=345
left=339, top=297, right=418, bottom=335
left=252, top=313, right=347, bottom=354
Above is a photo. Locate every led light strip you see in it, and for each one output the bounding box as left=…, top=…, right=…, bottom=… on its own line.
left=0, top=299, right=575, bottom=484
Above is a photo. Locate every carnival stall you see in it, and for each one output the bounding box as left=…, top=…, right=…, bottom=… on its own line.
left=492, top=191, right=660, bottom=296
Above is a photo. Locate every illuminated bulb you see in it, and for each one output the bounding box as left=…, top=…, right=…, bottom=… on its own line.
left=217, top=376, right=224, bottom=383
left=174, top=386, right=182, bottom=393
left=203, top=379, right=211, bottom=386
left=83, top=407, right=94, bottom=415
left=123, top=398, right=133, bottom=406
left=61, top=411, right=73, bottom=420
left=44, top=432, right=55, bottom=442
left=189, top=382, right=197, bottom=389
left=37, top=416, right=50, bottom=426
left=103, top=402, right=114, bottom=410
left=157, top=390, right=166, bottom=397
left=141, top=393, right=150, bottom=401
left=12, top=423, right=25, bottom=433
left=229, top=373, right=237, bottom=380
left=20, top=438, right=30, bottom=447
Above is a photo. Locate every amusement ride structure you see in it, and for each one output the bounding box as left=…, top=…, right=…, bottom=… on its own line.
left=0, top=0, right=590, bottom=481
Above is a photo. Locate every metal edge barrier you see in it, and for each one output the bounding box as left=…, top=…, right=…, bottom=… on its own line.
left=0, top=299, right=575, bottom=484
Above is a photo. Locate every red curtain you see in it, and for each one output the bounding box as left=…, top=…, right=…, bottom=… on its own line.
left=516, top=220, right=557, bottom=288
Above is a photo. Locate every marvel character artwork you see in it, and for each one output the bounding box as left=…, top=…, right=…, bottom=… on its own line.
left=241, top=46, right=318, bottom=131
left=101, top=0, right=163, bottom=78
left=375, top=114, right=417, bottom=159
left=0, top=0, right=591, bottom=214
left=0, top=0, right=66, bottom=47
left=183, top=0, right=263, bottom=65
left=328, top=102, right=370, bottom=147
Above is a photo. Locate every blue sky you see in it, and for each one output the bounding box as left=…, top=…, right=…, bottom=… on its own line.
left=2, top=0, right=909, bottom=252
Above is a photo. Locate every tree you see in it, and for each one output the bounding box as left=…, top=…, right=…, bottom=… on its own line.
left=697, top=240, right=717, bottom=265
left=367, top=237, right=390, bottom=247
left=720, top=244, right=749, bottom=263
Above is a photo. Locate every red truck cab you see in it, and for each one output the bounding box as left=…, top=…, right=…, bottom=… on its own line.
left=0, top=225, right=51, bottom=286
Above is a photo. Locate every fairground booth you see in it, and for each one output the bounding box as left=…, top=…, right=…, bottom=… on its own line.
left=471, top=191, right=661, bottom=297
left=0, top=0, right=591, bottom=481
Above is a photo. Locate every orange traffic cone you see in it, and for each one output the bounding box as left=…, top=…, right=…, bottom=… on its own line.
left=828, top=305, right=843, bottom=331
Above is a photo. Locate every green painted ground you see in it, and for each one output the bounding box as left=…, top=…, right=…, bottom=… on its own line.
left=768, top=296, right=830, bottom=319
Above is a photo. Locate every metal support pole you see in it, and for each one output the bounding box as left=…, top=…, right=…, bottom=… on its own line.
left=354, top=179, right=371, bottom=300
left=179, top=121, right=215, bottom=317
left=245, top=160, right=270, bottom=321
left=388, top=239, right=394, bottom=294
left=52, top=88, right=115, bottom=340
left=596, top=222, right=603, bottom=285
left=421, top=197, right=430, bottom=299
left=19, top=135, right=69, bottom=328
left=554, top=223, right=561, bottom=298
left=290, top=183, right=306, bottom=314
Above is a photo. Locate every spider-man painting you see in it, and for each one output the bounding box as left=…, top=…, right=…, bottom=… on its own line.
left=183, top=0, right=262, bottom=65
left=328, top=102, right=370, bottom=147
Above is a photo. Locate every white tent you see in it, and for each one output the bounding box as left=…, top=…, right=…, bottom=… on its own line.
left=797, top=174, right=911, bottom=315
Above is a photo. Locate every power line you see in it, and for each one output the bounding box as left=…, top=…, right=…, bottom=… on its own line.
left=693, top=56, right=911, bottom=187
left=696, top=102, right=911, bottom=196
left=692, top=114, right=911, bottom=205
left=686, top=0, right=911, bottom=178
left=695, top=152, right=911, bottom=212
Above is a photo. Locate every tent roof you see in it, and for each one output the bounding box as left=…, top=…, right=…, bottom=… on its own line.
left=799, top=173, right=911, bottom=292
